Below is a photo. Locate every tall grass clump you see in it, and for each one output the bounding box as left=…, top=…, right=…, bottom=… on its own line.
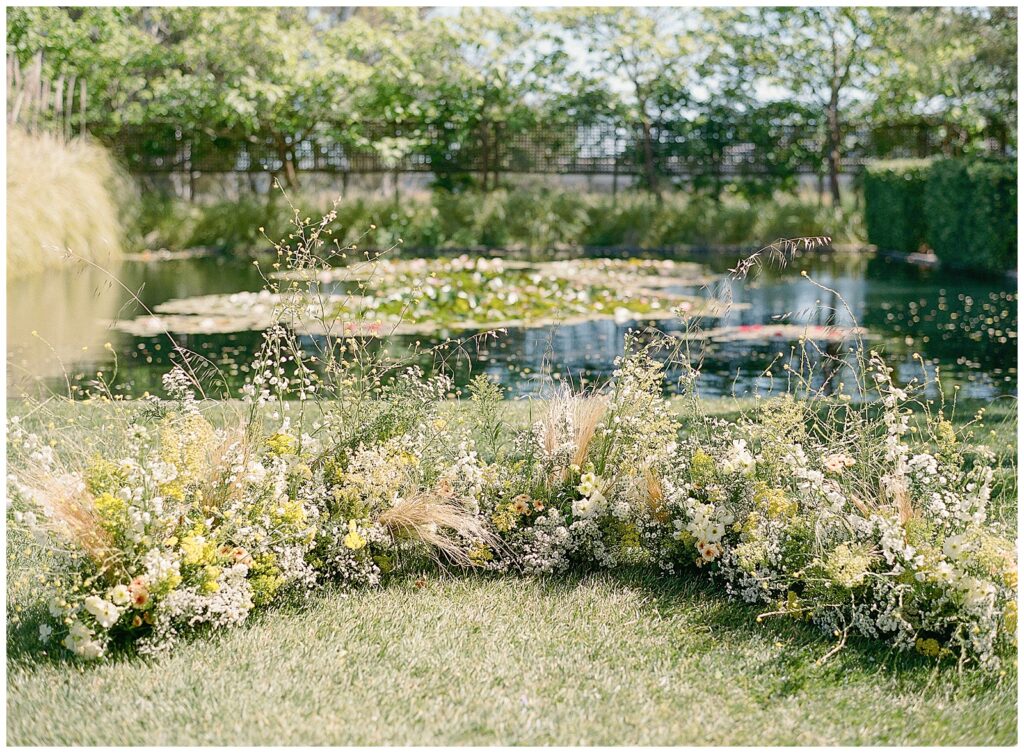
left=6, top=128, right=127, bottom=277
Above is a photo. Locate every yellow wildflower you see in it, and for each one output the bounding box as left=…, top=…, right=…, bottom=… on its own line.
left=343, top=520, right=366, bottom=550
left=266, top=432, right=298, bottom=456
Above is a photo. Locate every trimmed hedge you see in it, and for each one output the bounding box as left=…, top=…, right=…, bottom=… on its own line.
left=926, top=158, right=1017, bottom=274
left=865, top=157, right=1017, bottom=273
left=863, top=159, right=932, bottom=254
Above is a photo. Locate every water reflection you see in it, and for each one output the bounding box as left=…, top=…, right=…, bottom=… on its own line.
left=8, top=260, right=124, bottom=395
left=6, top=251, right=1017, bottom=401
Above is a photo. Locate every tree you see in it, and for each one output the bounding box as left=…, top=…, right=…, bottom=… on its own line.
left=154, top=8, right=370, bottom=189
left=720, top=8, right=890, bottom=204
left=871, top=7, right=1017, bottom=147
left=550, top=8, right=701, bottom=194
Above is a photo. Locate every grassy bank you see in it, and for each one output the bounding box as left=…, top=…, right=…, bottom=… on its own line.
left=134, top=188, right=864, bottom=254
left=6, top=395, right=1016, bottom=745
left=6, top=129, right=127, bottom=278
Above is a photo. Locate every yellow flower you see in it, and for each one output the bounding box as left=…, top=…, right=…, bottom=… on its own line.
left=180, top=534, right=217, bottom=566
left=689, top=449, right=716, bottom=486
left=273, top=499, right=306, bottom=527
left=915, top=637, right=943, bottom=657
left=491, top=506, right=518, bottom=533
left=343, top=520, right=366, bottom=550
left=823, top=543, right=875, bottom=589
left=160, top=480, right=186, bottom=502
left=754, top=483, right=797, bottom=519
left=93, top=492, right=126, bottom=525
left=935, top=418, right=957, bottom=450
left=266, top=432, right=298, bottom=456
left=1005, top=600, right=1017, bottom=635
left=160, top=413, right=215, bottom=483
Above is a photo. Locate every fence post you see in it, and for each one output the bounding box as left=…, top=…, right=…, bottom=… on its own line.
left=479, top=121, right=489, bottom=191
left=612, top=141, right=619, bottom=204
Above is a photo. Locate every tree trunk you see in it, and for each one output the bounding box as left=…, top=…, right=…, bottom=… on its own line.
left=826, top=94, right=842, bottom=206
left=640, top=118, right=660, bottom=197
left=276, top=139, right=299, bottom=190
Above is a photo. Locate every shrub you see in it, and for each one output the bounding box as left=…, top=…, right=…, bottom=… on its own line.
left=923, top=159, right=973, bottom=264
left=961, top=159, right=1017, bottom=273
left=582, top=192, right=660, bottom=247
left=925, top=158, right=1018, bottom=274
left=863, top=159, right=932, bottom=253
left=132, top=187, right=866, bottom=255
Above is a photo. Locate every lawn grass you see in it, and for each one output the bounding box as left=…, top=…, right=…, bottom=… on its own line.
left=6, top=396, right=1018, bottom=745
left=6, top=567, right=1018, bottom=745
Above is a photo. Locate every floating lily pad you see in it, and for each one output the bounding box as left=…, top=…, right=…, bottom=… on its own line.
left=114, top=256, right=736, bottom=337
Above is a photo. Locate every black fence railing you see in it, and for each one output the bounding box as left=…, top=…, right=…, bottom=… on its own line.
left=104, top=119, right=1013, bottom=178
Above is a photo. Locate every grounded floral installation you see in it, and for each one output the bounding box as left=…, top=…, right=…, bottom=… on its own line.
left=7, top=218, right=1017, bottom=670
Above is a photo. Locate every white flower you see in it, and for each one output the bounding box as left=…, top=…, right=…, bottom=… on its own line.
left=943, top=535, right=965, bottom=560
left=962, top=577, right=996, bottom=611
left=75, top=640, right=104, bottom=659
left=47, top=596, right=64, bottom=618
left=108, top=584, right=132, bottom=606
left=67, top=620, right=93, bottom=644
left=932, top=560, right=955, bottom=583
left=577, top=472, right=598, bottom=496
left=38, top=624, right=52, bottom=643
left=572, top=496, right=596, bottom=519
left=84, top=595, right=121, bottom=629
left=244, top=461, right=268, bottom=484
left=721, top=440, right=756, bottom=476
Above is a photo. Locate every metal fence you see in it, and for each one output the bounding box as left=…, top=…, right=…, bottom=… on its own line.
left=105, top=119, right=1012, bottom=179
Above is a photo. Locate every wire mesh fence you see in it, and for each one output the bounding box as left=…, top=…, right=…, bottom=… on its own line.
left=105, top=119, right=1012, bottom=179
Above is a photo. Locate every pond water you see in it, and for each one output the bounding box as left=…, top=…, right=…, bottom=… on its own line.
left=7, top=250, right=1017, bottom=401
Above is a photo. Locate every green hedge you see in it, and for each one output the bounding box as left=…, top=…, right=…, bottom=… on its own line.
left=865, top=157, right=1017, bottom=273
left=925, top=158, right=1017, bottom=274
left=863, top=159, right=932, bottom=254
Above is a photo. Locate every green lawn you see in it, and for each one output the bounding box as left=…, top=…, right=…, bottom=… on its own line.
left=6, top=396, right=1018, bottom=745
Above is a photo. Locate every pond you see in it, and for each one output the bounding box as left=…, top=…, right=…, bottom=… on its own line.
left=7, top=249, right=1017, bottom=401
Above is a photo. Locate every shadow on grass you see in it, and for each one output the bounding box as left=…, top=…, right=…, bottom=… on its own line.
left=7, top=564, right=1015, bottom=696
left=511, top=565, right=1013, bottom=693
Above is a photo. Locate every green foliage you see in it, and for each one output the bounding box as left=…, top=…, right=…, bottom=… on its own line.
left=869, top=7, right=1017, bottom=136
left=961, top=160, right=1018, bottom=273
left=863, top=159, right=932, bottom=253
left=862, top=157, right=1017, bottom=272
left=134, top=189, right=863, bottom=254
left=7, top=7, right=1014, bottom=198
left=925, top=158, right=1017, bottom=273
